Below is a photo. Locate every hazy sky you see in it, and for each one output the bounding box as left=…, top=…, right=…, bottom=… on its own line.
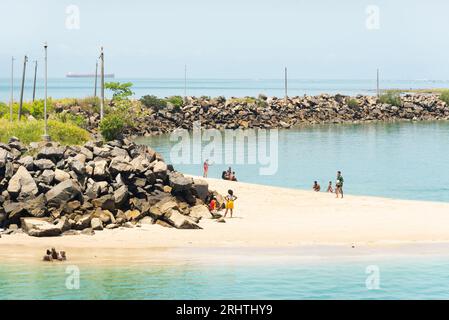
left=1, top=0, right=449, bottom=79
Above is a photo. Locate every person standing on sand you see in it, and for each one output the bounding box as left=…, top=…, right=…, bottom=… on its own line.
left=203, top=159, right=211, bottom=178
left=313, top=181, right=321, bottom=192
left=335, top=171, right=344, bottom=198
left=223, top=189, right=238, bottom=218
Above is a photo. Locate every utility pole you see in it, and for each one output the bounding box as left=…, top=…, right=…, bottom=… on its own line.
left=42, top=42, right=50, bottom=141
left=32, top=60, right=38, bottom=102
left=18, top=55, right=28, bottom=120
left=94, top=60, right=98, bottom=98
left=10, top=57, right=14, bottom=122
left=184, top=64, right=187, bottom=100
left=100, top=47, right=104, bottom=120
left=284, top=67, right=288, bottom=104
left=376, top=68, right=380, bottom=97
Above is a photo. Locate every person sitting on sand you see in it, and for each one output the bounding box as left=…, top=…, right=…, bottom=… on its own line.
left=223, top=189, right=238, bottom=218
left=58, top=251, right=67, bottom=261
left=209, top=197, right=217, bottom=213
left=222, top=170, right=229, bottom=180
left=51, top=248, right=58, bottom=260
left=43, top=249, right=53, bottom=262
left=313, top=181, right=321, bottom=192
left=326, top=181, right=334, bottom=193
left=335, top=171, right=344, bottom=199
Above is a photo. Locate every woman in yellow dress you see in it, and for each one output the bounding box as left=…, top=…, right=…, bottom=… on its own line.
left=224, top=189, right=238, bottom=218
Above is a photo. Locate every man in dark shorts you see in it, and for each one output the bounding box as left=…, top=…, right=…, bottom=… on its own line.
left=335, top=171, right=344, bottom=198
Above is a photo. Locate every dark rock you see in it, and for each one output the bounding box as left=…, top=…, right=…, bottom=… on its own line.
left=92, top=194, right=115, bottom=211
left=168, top=172, right=193, bottom=192
left=45, top=179, right=82, bottom=207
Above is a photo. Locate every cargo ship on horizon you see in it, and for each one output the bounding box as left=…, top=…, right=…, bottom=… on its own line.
left=66, top=72, right=115, bottom=78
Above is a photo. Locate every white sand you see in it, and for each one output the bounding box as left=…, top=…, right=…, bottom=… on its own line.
left=2, top=177, right=449, bottom=263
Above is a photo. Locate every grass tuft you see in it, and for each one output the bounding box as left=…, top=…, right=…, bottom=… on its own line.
left=0, top=119, right=90, bottom=145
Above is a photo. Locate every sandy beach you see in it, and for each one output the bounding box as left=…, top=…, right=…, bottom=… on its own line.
left=2, top=177, right=449, bottom=264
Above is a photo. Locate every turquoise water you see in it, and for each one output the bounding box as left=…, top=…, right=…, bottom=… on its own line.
left=1, top=77, right=449, bottom=101
left=136, top=121, right=449, bottom=203
left=2, top=255, right=449, bottom=299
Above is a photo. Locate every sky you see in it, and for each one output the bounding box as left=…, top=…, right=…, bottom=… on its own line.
left=0, top=0, right=449, bottom=79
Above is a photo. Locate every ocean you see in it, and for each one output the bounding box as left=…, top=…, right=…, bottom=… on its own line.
left=2, top=251, right=449, bottom=299
left=136, top=121, right=449, bottom=203
left=0, top=77, right=449, bottom=101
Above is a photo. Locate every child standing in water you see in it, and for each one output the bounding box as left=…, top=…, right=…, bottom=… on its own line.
left=203, top=159, right=210, bottom=178
left=224, top=189, right=238, bottom=218
left=326, top=181, right=334, bottom=193
left=335, top=171, right=344, bottom=198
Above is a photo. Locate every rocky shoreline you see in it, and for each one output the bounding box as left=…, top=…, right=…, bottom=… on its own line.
left=61, top=93, right=449, bottom=136
left=0, top=138, right=224, bottom=237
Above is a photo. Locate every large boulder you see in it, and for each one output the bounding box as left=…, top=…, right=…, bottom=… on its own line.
left=40, top=170, right=55, bottom=185
left=93, top=160, right=109, bottom=179
left=54, top=169, right=70, bottom=183
left=37, top=146, right=65, bottom=162
left=17, top=155, right=34, bottom=170
left=109, top=156, right=134, bottom=175
left=45, top=179, right=82, bottom=207
left=24, top=194, right=47, bottom=218
left=163, top=209, right=202, bottom=229
left=189, top=204, right=213, bottom=220
left=7, top=166, right=38, bottom=198
left=34, top=159, right=55, bottom=170
left=152, top=161, right=167, bottom=179
left=153, top=161, right=167, bottom=172
left=124, top=209, right=143, bottom=221
left=0, top=148, right=12, bottom=168
left=92, top=194, right=115, bottom=211
left=74, top=214, right=92, bottom=230
left=168, top=172, right=193, bottom=192
left=21, top=217, right=61, bottom=237
left=192, top=179, right=209, bottom=201
left=90, top=217, right=103, bottom=231
left=113, top=185, right=128, bottom=207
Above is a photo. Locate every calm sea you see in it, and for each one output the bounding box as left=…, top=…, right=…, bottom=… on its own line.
left=136, top=121, right=449, bottom=203
left=2, top=253, right=449, bottom=299
left=1, top=78, right=449, bottom=101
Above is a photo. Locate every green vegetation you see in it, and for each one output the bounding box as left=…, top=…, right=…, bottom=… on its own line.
left=98, top=82, right=136, bottom=140
left=167, top=96, right=183, bottom=107
left=140, top=95, right=167, bottom=111
left=167, top=95, right=184, bottom=112
left=229, top=97, right=257, bottom=104
left=386, top=88, right=449, bottom=94
left=439, top=90, right=449, bottom=105
left=105, top=82, right=134, bottom=100
left=0, top=99, right=55, bottom=120
left=99, top=114, right=125, bottom=141
left=0, top=119, right=90, bottom=145
left=51, top=111, right=88, bottom=129
left=379, top=91, right=402, bottom=107
left=347, top=98, right=359, bottom=108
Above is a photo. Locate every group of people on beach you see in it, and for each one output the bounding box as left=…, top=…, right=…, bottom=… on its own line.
left=202, top=160, right=238, bottom=181
left=206, top=189, right=238, bottom=218
left=221, top=167, right=238, bottom=181
left=43, top=248, right=66, bottom=262
left=313, top=171, right=344, bottom=198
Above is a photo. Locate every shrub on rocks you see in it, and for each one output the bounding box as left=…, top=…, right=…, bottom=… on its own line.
left=140, top=95, right=167, bottom=111
left=99, top=114, right=125, bottom=141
